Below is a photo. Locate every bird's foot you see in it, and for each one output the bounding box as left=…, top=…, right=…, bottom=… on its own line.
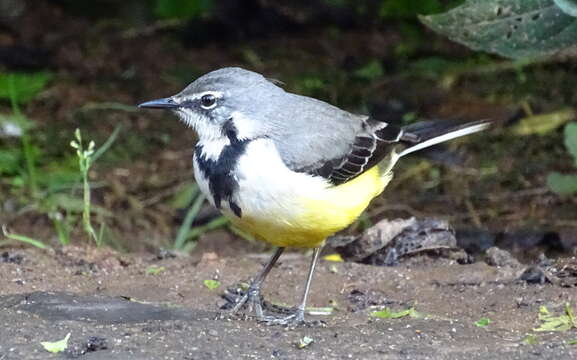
left=222, top=284, right=266, bottom=319
left=221, top=285, right=322, bottom=326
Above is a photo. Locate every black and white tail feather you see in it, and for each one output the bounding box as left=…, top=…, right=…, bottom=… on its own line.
left=306, top=119, right=490, bottom=186
left=399, top=119, right=489, bottom=157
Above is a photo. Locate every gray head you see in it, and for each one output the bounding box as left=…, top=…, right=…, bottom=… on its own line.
left=138, top=67, right=285, bottom=142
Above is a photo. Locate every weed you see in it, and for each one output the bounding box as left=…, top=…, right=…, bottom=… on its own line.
left=4, top=73, right=44, bottom=196
left=70, top=129, right=101, bottom=246
left=1, top=78, right=119, bottom=248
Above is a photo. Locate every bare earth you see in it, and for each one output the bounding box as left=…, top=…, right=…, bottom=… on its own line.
left=1, top=244, right=576, bottom=360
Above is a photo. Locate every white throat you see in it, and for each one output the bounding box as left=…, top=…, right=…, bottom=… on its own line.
left=176, top=108, right=223, bottom=142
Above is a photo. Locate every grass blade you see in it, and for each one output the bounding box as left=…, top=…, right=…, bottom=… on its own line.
left=2, top=225, right=48, bottom=249
left=173, top=189, right=204, bottom=251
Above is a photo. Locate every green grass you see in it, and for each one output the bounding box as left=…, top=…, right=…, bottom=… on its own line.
left=0, top=72, right=120, bottom=248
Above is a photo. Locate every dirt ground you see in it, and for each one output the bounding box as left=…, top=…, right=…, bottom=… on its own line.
left=1, top=242, right=576, bottom=360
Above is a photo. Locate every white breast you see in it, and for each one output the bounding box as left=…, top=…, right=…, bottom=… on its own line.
left=231, top=138, right=328, bottom=221
left=193, top=137, right=329, bottom=222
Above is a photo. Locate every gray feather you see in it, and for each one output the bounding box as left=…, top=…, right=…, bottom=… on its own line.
left=160, top=67, right=488, bottom=185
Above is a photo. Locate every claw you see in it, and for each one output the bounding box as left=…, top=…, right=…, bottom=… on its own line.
left=218, top=247, right=324, bottom=327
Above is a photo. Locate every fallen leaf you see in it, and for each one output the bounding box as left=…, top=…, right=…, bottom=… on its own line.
left=203, top=279, right=221, bottom=290
left=41, top=333, right=70, bottom=353
left=474, top=318, right=491, bottom=328
left=323, top=254, right=343, bottom=262
left=297, top=336, right=314, bottom=349
left=371, top=307, right=422, bottom=319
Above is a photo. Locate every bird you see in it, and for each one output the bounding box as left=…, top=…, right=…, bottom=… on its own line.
left=138, top=67, right=489, bottom=326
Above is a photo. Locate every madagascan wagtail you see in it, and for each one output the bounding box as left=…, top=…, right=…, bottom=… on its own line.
left=139, top=67, right=489, bottom=325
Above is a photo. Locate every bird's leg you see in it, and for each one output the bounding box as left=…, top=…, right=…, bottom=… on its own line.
left=263, top=246, right=322, bottom=326
left=229, top=247, right=285, bottom=319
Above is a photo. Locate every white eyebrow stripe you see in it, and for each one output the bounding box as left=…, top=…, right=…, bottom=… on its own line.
left=180, top=91, right=224, bottom=102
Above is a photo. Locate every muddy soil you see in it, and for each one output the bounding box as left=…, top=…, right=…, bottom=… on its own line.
left=1, top=244, right=576, bottom=360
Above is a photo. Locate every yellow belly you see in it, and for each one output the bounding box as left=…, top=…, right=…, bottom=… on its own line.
left=231, top=165, right=393, bottom=248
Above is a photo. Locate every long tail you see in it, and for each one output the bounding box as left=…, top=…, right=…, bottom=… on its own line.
left=398, top=119, right=490, bottom=158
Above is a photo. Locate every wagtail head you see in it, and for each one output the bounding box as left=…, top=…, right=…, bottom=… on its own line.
left=138, top=67, right=284, bottom=142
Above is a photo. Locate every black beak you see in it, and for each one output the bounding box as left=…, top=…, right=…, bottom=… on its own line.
left=138, top=97, right=179, bottom=109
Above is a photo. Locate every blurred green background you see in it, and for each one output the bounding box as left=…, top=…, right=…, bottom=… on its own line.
left=1, top=0, right=576, bottom=254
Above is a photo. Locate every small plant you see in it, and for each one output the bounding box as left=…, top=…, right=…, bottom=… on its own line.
left=1, top=73, right=52, bottom=197
left=70, top=129, right=101, bottom=245
left=2, top=71, right=126, bottom=249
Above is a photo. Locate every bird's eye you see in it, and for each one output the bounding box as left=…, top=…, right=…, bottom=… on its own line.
left=200, top=94, right=217, bottom=109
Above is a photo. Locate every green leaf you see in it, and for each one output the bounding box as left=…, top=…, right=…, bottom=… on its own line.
left=155, top=0, right=214, bottom=20
left=2, top=226, right=49, bottom=249
left=564, top=122, right=577, bottom=164
left=474, top=317, right=491, bottom=327
left=203, top=279, right=221, bottom=290
left=555, top=0, right=577, bottom=16
left=420, top=0, right=577, bottom=59
left=371, top=307, right=422, bottom=319
left=0, top=72, right=53, bottom=104
left=534, top=304, right=577, bottom=332
left=509, top=109, right=575, bottom=136
left=568, top=339, right=577, bottom=345
left=40, top=333, right=70, bottom=353
left=546, top=172, right=577, bottom=195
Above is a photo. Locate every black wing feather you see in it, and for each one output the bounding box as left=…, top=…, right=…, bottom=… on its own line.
left=302, top=118, right=414, bottom=185
left=292, top=117, right=486, bottom=185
